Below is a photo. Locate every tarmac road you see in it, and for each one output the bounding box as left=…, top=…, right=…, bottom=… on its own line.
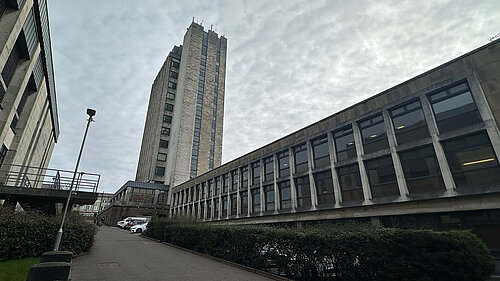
left=70, top=226, right=273, bottom=281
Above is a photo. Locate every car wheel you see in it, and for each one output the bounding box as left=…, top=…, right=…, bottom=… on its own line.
left=136, top=228, right=142, bottom=233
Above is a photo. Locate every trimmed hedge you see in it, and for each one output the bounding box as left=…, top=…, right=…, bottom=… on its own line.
left=0, top=209, right=96, bottom=260
left=146, top=220, right=494, bottom=281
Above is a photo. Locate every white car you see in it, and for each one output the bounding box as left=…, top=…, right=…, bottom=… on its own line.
left=117, top=217, right=148, bottom=228
left=130, top=222, right=148, bottom=233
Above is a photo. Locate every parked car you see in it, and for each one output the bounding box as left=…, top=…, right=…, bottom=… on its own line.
left=117, top=217, right=148, bottom=228
left=130, top=222, right=148, bottom=233
left=124, top=219, right=147, bottom=230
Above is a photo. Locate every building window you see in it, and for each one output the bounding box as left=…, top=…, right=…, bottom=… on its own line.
left=155, top=166, right=165, bottom=176
left=208, top=180, right=213, bottom=197
left=207, top=200, right=212, bottom=219
left=251, top=188, right=260, bottom=213
left=201, top=182, right=206, bottom=199
left=216, top=177, right=221, bottom=195
left=294, top=144, right=308, bottom=173
left=241, top=166, right=248, bottom=189
left=157, top=152, right=167, bottom=162
left=165, top=103, right=174, bottom=112
left=334, top=126, right=356, bottom=162
left=264, top=157, right=274, bottom=182
left=278, top=151, right=289, bottom=178
left=314, top=171, right=335, bottom=205
left=222, top=174, right=229, bottom=193
left=428, top=81, right=482, bottom=133
left=161, top=127, right=170, bottom=136
left=230, top=194, right=237, bottom=216
left=264, top=184, right=275, bottom=211
left=0, top=145, right=7, bottom=168
left=360, top=114, right=389, bottom=154
left=399, top=145, right=445, bottom=193
left=295, top=176, right=311, bottom=207
left=171, top=60, right=180, bottom=69
left=214, top=198, right=219, bottom=218
left=442, top=132, right=500, bottom=188
left=390, top=100, right=429, bottom=145
left=222, top=196, right=228, bottom=217
left=365, top=156, right=399, bottom=198
left=278, top=181, right=292, bottom=210
left=231, top=170, right=238, bottom=191
left=252, top=162, right=260, bottom=186
left=168, top=81, right=177, bottom=89
left=169, top=71, right=178, bottom=79
left=240, top=191, right=248, bottom=214
left=195, top=185, right=200, bottom=201
left=159, top=139, right=169, bottom=148
left=337, top=164, right=363, bottom=201
left=312, top=135, right=330, bottom=168
left=167, top=92, right=175, bottom=100
left=163, top=114, right=172, bottom=123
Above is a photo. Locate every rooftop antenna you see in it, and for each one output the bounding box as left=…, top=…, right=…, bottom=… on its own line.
left=192, top=17, right=194, bottom=23
left=210, top=24, right=213, bottom=30
left=489, top=32, right=500, bottom=42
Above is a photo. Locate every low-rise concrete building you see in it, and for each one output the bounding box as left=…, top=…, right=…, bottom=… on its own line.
left=72, top=192, right=112, bottom=218
left=99, top=181, right=169, bottom=225
left=171, top=39, right=500, bottom=253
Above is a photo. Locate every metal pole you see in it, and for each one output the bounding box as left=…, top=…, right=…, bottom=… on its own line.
left=53, top=110, right=95, bottom=251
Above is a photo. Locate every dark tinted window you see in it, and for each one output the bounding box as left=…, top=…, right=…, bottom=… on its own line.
left=240, top=191, right=248, bottom=214
left=163, top=115, right=172, bottom=123
left=251, top=188, right=260, bottom=213
left=278, top=151, right=289, bottom=178
left=155, top=166, right=165, bottom=176
left=442, top=132, right=500, bottom=188
left=360, top=114, right=389, bottom=154
left=334, top=126, right=356, bottom=162
left=165, top=103, right=174, bottom=112
left=429, top=82, right=481, bottom=133
left=214, top=198, right=219, bottom=218
left=264, top=157, right=274, bottom=182
left=231, top=170, right=238, bottom=191
left=264, top=184, right=275, bottom=211
left=294, top=144, right=308, bottom=173
left=230, top=194, right=237, bottom=216
left=337, top=164, right=363, bottom=201
left=222, top=174, right=228, bottom=193
left=252, top=162, right=260, bottom=185
left=241, top=166, right=248, bottom=188
left=390, top=100, right=429, bottom=145
left=399, top=145, right=445, bottom=193
left=365, top=156, right=399, bottom=198
left=159, top=139, right=169, bottom=148
left=312, top=136, right=330, bottom=167
left=278, top=181, right=291, bottom=210
left=295, top=176, right=311, bottom=207
left=314, top=171, right=335, bottom=205
left=222, top=196, right=228, bottom=217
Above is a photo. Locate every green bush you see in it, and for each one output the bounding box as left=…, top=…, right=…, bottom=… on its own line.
left=146, top=220, right=494, bottom=281
left=0, top=209, right=96, bottom=260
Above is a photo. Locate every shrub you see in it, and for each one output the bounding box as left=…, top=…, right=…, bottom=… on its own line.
left=0, top=209, right=96, bottom=260
left=145, top=220, right=494, bottom=281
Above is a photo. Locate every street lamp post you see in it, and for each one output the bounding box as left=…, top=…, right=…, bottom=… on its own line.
left=53, top=108, right=96, bottom=251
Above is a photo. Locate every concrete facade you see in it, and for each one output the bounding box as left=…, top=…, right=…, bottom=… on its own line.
left=171, top=39, right=500, bottom=251
left=136, top=22, right=227, bottom=191
left=0, top=0, right=58, bottom=181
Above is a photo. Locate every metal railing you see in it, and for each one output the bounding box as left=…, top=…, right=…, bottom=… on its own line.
left=0, top=163, right=100, bottom=192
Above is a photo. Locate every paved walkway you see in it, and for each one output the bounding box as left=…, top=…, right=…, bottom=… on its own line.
left=71, top=227, right=273, bottom=281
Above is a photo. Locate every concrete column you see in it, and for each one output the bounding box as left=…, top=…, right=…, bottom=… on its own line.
left=288, top=147, right=297, bottom=211
left=306, top=141, right=318, bottom=209
left=382, top=111, right=409, bottom=200
left=259, top=159, right=265, bottom=213
left=273, top=154, right=279, bottom=213
left=420, top=95, right=456, bottom=193
left=327, top=132, right=342, bottom=204
left=352, top=121, right=372, bottom=202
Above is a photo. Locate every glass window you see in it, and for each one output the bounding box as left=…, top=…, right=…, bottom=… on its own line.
left=240, top=191, right=248, bottom=214
left=251, top=188, right=260, bottom=213
left=171, top=60, right=180, bottom=69
left=264, top=184, right=275, bottom=211
left=264, top=157, right=274, bottom=182
left=429, top=82, right=482, bottom=133
left=167, top=92, right=175, bottom=100
left=161, top=127, right=170, bottom=136
left=231, top=170, right=238, bottom=191
left=314, top=171, right=335, bottom=205
left=170, top=71, right=178, bottom=79
left=294, top=144, right=308, bottom=173
left=399, top=145, right=445, bottom=193
left=230, top=194, right=237, bottom=216
left=295, top=176, right=311, bottom=207
left=159, top=139, right=169, bottom=148
left=222, top=196, right=228, bottom=217
left=241, top=166, right=248, bottom=188
left=155, top=166, right=165, bottom=176
left=365, top=156, right=399, bottom=198
left=252, top=162, right=260, bottom=185
left=214, top=198, right=219, bottom=218
left=163, top=114, right=172, bottom=123
left=390, top=100, right=429, bottom=145
left=313, top=136, right=330, bottom=167
left=207, top=200, right=212, bottom=219
left=165, top=103, right=174, bottom=112
left=216, top=177, right=221, bottom=195
left=222, top=174, right=229, bottom=193
left=360, top=114, right=389, bottom=154
left=168, top=81, right=177, bottom=89
left=157, top=152, right=167, bottom=162
left=337, top=164, right=364, bottom=201
left=278, top=181, right=291, bottom=210
left=278, top=151, right=289, bottom=178
left=334, top=126, right=357, bottom=162
left=442, top=132, right=500, bottom=188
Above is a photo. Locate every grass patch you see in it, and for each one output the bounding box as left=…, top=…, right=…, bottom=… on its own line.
left=0, top=257, right=40, bottom=281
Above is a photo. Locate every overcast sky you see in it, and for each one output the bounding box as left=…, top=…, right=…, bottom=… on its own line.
left=46, top=0, right=499, bottom=193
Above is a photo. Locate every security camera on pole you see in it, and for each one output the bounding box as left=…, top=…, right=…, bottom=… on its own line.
left=53, top=108, right=96, bottom=251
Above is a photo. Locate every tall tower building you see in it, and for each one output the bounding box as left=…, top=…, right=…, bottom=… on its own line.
left=136, top=22, right=227, bottom=188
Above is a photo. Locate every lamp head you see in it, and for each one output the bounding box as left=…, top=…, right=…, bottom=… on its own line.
left=87, top=108, right=96, bottom=117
